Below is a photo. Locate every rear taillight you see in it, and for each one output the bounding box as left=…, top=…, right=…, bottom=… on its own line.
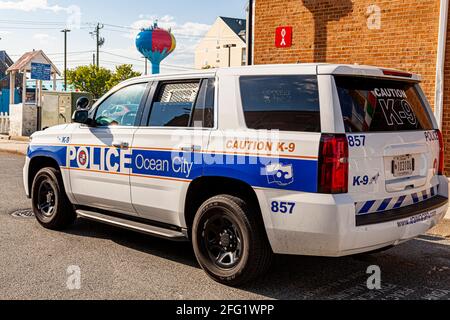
left=318, top=134, right=349, bottom=194
left=437, top=130, right=444, bottom=175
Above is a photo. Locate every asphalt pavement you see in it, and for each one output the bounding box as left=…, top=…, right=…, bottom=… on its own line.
left=0, top=152, right=449, bottom=300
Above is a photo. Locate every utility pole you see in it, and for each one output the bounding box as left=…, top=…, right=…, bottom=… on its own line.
left=143, top=57, right=148, bottom=75
left=61, top=29, right=71, bottom=91
left=90, top=23, right=104, bottom=68
left=223, top=44, right=237, bottom=67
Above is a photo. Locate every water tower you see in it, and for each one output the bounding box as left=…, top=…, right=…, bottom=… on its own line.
left=136, top=22, right=176, bottom=74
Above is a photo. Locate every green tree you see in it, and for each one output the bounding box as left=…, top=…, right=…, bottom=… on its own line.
left=66, top=65, right=112, bottom=98
left=106, top=64, right=142, bottom=90
left=66, top=64, right=141, bottom=99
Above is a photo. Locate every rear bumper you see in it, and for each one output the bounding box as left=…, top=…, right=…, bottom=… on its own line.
left=356, top=195, right=448, bottom=227
left=256, top=176, right=449, bottom=257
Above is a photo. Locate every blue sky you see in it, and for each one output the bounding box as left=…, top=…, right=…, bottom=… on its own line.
left=0, top=0, right=248, bottom=74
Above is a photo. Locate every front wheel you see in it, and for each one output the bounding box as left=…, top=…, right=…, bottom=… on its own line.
left=192, top=195, right=273, bottom=286
left=31, top=167, right=76, bottom=230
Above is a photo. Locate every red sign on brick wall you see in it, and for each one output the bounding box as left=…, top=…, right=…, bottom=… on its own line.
left=275, top=26, right=293, bottom=48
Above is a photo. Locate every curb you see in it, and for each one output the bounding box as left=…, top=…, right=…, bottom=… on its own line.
left=0, top=135, right=30, bottom=142
left=0, top=136, right=30, bottom=142
left=0, top=147, right=27, bottom=156
left=0, top=142, right=28, bottom=156
left=11, top=136, right=31, bottom=142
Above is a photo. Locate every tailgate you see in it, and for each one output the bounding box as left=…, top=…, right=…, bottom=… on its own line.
left=349, top=131, right=440, bottom=215
left=333, top=76, right=441, bottom=217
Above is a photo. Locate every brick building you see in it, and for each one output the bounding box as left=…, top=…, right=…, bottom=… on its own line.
left=251, top=0, right=450, bottom=172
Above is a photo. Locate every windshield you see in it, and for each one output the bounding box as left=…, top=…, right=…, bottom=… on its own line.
left=335, top=76, right=434, bottom=133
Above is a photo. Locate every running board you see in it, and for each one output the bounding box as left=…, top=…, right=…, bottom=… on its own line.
left=76, top=210, right=188, bottom=242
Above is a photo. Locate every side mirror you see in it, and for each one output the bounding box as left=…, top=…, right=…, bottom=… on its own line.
left=76, top=96, right=91, bottom=110
left=72, top=109, right=90, bottom=125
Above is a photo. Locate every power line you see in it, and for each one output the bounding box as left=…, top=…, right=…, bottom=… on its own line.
left=101, top=24, right=238, bottom=40
left=0, top=19, right=71, bottom=25
left=101, top=51, right=145, bottom=62
left=51, top=57, right=196, bottom=71
left=46, top=50, right=95, bottom=56
left=0, top=19, right=241, bottom=41
left=100, top=51, right=197, bottom=70
left=8, top=50, right=94, bottom=57
left=0, top=26, right=66, bottom=30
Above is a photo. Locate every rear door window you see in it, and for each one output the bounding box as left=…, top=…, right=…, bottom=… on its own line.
left=239, top=75, right=321, bottom=132
left=335, top=76, right=434, bottom=132
left=148, top=81, right=200, bottom=127
left=191, top=78, right=215, bottom=128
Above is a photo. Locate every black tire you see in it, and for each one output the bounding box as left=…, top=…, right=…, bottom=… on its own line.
left=31, top=167, right=76, bottom=230
left=192, top=195, right=273, bottom=286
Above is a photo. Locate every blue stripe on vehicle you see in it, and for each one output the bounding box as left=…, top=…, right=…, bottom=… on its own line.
left=393, top=196, right=407, bottom=209
left=412, top=193, right=419, bottom=204
left=28, top=145, right=68, bottom=167
left=377, top=198, right=393, bottom=212
left=359, top=201, right=376, bottom=215
left=28, top=145, right=319, bottom=193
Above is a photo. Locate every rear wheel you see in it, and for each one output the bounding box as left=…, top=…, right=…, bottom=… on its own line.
left=31, top=167, right=76, bottom=230
left=192, top=195, right=273, bottom=286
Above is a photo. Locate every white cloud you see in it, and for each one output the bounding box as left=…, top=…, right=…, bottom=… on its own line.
left=129, top=15, right=210, bottom=39
left=128, top=15, right=211, bottom=67
left=0, top=0, right=75, bottom=13
left=33, top=33, right=55, bottom=44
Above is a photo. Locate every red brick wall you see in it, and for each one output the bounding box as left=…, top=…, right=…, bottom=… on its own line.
left=254, top=0, right=440, bottom=110
left=254, top=0, right=450, bottom=173
left=441, top=16, right=450, bottom=174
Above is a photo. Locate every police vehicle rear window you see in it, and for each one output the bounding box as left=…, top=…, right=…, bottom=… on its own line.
left=335, top=76, right=434, bottom=133
left=239, top=75, right=321, bottom=132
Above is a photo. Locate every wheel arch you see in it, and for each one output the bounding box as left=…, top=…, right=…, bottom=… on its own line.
left=184, top=176, right=268, bottom=238
left=28, top=156, right=62, bottom=196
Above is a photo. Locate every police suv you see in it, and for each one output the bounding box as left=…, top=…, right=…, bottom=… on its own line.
left=24, top=64, right=449, bottom=286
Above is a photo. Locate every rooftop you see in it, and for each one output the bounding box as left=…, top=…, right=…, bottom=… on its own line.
left=219, top=16, right=246, bottom=41
left=6, top=50, right=60, bottom=75
left=122, top=63, right=421, bottom=83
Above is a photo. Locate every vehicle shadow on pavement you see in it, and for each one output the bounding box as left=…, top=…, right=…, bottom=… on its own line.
left=65, top=218, right=199, bottom=269
left=242, top=237, right=450, bottom=300
left=64, top=218, right=450, bottom=300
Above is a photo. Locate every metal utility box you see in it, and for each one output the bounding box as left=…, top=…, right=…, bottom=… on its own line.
left=41, top=91, right=93, bottom=129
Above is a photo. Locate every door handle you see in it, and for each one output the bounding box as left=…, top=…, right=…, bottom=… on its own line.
left=112, top=141, right=130, bottom=149
left=181, top=145, right=202, bottom=152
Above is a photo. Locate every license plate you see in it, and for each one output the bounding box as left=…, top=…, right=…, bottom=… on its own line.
left=392, top=155, right=414, bottom=177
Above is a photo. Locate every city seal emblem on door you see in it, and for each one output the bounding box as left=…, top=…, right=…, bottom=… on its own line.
left=78, top=150, right=87, bottom=166
left=265, top=163, right=294, bottom=186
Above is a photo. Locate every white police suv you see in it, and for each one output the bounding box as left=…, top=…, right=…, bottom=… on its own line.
left=24, top=64, right=449, bottom=286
